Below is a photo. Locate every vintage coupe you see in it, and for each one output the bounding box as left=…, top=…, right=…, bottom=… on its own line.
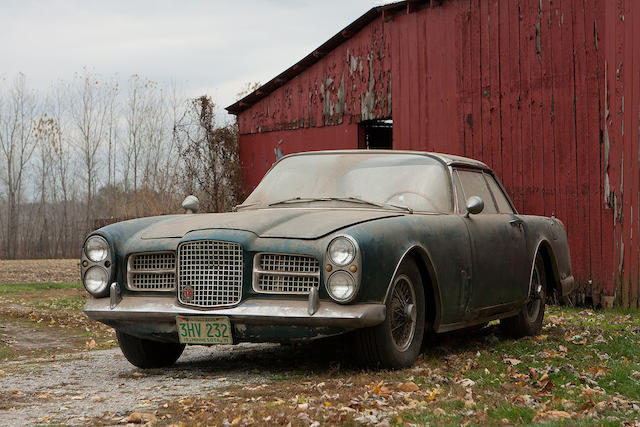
left=83, top=151, right=574, bottom=369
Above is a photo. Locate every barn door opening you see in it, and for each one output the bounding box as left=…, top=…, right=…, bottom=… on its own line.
left=358, top=119, right=393, bottom=150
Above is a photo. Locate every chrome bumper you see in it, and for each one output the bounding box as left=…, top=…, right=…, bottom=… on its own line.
left=85, top=295, right=386, bottom=329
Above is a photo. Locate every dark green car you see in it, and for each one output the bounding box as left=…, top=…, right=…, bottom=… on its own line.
left=83, top=151, right=575, bottom=369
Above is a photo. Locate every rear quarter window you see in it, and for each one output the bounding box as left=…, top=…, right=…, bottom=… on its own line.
left=485, top=174, right=515, bottom=214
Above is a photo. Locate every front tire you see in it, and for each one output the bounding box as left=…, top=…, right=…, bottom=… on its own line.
left=355, top=259, right=425, bottom=369
left=501, top=253, right=547, bottom=337
left=116, top=331, right=186, bottom=369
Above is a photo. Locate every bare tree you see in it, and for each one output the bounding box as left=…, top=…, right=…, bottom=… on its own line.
left=33, top=115, right=60, bottom=257
left=177, top=95, right=242, bottom=213
left=0, top=74, right=39, bottom=258
left=69, top=71, right=116, bottom=232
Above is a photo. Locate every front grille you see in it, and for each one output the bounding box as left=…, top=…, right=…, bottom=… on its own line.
left=177, top=240, right=243, bottom=307
left=253, top=253, right=320, bottom=294
left=127, top=252, right=176, bottom=291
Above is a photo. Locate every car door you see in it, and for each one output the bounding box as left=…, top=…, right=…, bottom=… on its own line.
left=453, top=169, right=529, bottom=312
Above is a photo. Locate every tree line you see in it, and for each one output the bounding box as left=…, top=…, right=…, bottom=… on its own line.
left=0, top=72, right=243, bottom=259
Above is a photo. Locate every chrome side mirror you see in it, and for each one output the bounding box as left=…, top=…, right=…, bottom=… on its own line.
left=465, top=196, right=484, bottom=218
left=182, top=195, right=200, bottom=214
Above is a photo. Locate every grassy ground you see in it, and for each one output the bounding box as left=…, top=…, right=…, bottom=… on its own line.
left=0, top=282, right=116, bottom=361
left=152, top=306, right=640, bottom=426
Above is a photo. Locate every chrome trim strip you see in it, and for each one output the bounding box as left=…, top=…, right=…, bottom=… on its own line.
left=382, top=246, right=419, bottom=304
left=85, top=296, right=386, bottom=328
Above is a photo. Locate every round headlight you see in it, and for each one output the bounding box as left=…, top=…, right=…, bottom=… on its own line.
left=327, top=271, right=357, bottom=302
left=328, top=237, right=356, bottom=266
left=85, top=236, right=109, bottom=262
left=84, top=266, right=109, bottom=295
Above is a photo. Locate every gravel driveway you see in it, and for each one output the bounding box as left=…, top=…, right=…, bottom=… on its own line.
left=0, top=343, right=281, bottom=426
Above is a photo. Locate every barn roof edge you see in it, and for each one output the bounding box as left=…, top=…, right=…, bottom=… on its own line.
left=225, top=1, right=415, bottom=115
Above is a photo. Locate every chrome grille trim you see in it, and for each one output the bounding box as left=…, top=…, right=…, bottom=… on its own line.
left=127, top=252, right=176, bottom=291
left=177, top=240, right=243, bottom=308
left=253, top=253, right=320, bottom=295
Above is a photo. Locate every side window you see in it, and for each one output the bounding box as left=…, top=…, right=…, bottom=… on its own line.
left=485, top=174, right=515, bottom=214
left=455, top=169, right=498, bottom=214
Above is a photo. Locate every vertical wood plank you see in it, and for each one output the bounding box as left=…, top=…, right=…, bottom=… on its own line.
left=508, top=0, right=524, bottom=212
left=631, top=0, right=640, bottom=308
left=471, top=0, right=484, bottom=161
left=489, top=0, right=502, bottom=175
left=572, top=0, right=592, bottom=290
left=498, top=0, right=513, bottom=199
left=621, top=0, right=634, bottom=307
left=540, top=0, right=557, bottom=217
left=459, top=0, right=474, bottom=158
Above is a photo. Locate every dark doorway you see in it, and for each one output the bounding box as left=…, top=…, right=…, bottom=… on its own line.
left=358, top=119, right=393, bottom=150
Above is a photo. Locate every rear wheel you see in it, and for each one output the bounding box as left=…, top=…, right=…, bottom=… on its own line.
left=501, top=253, right=546, bottom=337
left=355, top=259, right=425, bottom=369
left=116, top=331, right=185, bottom=369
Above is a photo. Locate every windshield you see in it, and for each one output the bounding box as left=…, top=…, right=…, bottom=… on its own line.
left=241, top=153, right=453, bottom=213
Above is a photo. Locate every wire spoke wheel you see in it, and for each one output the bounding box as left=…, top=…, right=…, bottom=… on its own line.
left=389, top=274, right=417, bottom=352
left=500, top=252, right=547, bottom=338
left=524, top=259, right=544, bottom=322
left=354, top=258, right=425, bottom=369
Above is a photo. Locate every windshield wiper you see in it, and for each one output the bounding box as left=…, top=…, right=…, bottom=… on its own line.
left=267, top=197, right=331, bottom=206
left=267, top=196, right=413, bottom=213
left=233, top=202, right=261, bottom=211
left=333, top=197, right=414, bottom=214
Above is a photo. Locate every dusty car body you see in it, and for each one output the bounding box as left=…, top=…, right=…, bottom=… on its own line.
left=83, top=150, right=575, bottom=369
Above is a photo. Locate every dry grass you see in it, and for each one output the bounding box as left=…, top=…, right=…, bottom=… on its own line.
left=0, top=259, right=79, bottom=284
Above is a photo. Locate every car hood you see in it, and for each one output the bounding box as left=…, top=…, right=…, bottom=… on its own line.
left=140, top=208, right=402, bottom=240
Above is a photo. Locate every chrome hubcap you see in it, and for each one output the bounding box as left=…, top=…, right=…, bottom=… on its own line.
left=390, top=275, right=416, bottom=352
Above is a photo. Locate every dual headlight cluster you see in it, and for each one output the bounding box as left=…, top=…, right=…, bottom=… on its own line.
left=325, top=236, right=360, bottom=303
left=82, top=235, right=112, bottom=297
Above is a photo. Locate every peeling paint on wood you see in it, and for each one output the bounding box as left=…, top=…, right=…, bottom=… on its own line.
left=233, top=0, right=640, bottom=307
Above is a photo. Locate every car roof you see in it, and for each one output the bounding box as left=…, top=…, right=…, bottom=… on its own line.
left=282, top=150, right=491, bottom=171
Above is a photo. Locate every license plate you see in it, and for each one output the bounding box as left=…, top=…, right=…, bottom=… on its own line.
left=176, top=316, right=233, bottom=344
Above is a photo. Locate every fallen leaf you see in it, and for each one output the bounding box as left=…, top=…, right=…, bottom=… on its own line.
left=536, top=374, right=554, bottom=393
left=398, top=382, right=419, bottom=393
left=503, top=357, right=523, bottom=366
left=456, top=378, right=475, bottom=388
left=548, top=315, right=562, bottom=325
left=84, top=339, right=97, bottom=350
left=127, top=412, right=157, bottom=424
left=534, top=409, right=572, bottom=421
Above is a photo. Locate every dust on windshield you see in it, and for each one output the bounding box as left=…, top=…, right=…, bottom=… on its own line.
left=240, top=153, right=453, bottom=213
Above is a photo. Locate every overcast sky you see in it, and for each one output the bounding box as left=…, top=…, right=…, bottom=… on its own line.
left=0, top=0, right=388, bottom=121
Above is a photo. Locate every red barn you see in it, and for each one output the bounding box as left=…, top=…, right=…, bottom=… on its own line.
left=226, top=0, right=640, bottom=308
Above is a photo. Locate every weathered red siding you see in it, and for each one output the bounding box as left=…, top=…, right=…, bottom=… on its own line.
left=230, top=0, right=640, bottom=307
left=239, top=124, right=360, bottom=189
left=602, top=0, right=640, bottom=308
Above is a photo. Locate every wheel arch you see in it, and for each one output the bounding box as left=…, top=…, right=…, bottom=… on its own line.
left=384, top=245, right=442, bottom=333
left=533, top=240, right=561, bottom=301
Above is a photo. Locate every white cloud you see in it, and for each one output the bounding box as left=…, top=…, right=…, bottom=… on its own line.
left=0, top=0, right=390, bottom=119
